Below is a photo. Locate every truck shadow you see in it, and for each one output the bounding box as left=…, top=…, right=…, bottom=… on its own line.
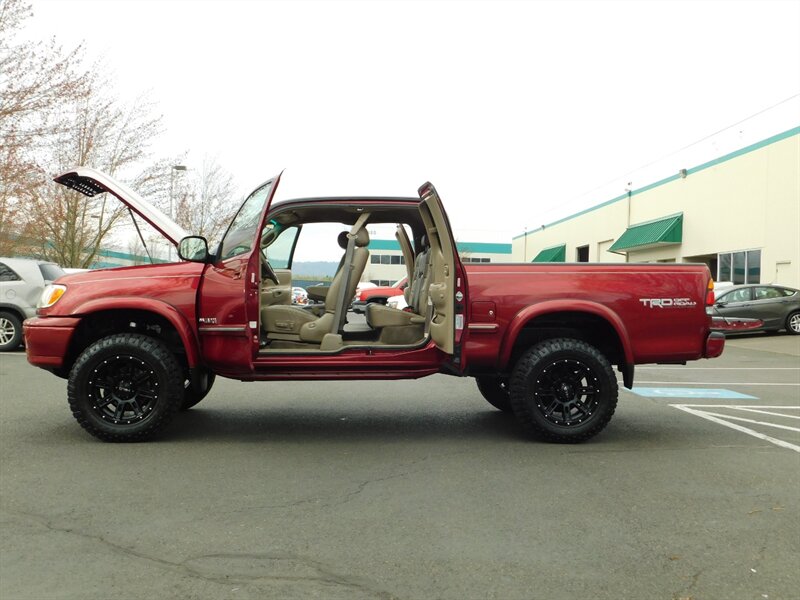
left=169, top=407, right=528, bottom=444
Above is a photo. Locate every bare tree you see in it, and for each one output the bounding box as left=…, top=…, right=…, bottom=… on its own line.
left=24, top=79, right=165, bottom=268
left=171, top=157, right=239, bottom=246
left=0, top=0, right=90, bottom=255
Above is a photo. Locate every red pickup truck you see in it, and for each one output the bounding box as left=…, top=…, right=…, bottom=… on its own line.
left=25, top=167, right=725, bottom=444
left=352, top=278, right=408, bottom=313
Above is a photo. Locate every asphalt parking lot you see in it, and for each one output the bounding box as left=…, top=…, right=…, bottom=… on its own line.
left=1, top=333, right=798, bottom=600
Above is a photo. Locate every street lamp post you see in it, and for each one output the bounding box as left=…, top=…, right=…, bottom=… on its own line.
left=168, top=165, right=187, bottom=261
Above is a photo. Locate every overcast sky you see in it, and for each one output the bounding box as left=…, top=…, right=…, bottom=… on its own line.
left=24, top=0, right=800, bottom=246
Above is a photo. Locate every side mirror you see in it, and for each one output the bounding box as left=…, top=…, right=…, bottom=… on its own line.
left=715, top=301, right=726, bottom=308
left=178, top=236, right=209, bottom=262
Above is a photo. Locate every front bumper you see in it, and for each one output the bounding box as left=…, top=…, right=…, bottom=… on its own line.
left=23, top=316, right=80, bottom=370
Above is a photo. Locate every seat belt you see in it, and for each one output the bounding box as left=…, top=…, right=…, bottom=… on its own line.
left=331, top=212, right=370, bottom=335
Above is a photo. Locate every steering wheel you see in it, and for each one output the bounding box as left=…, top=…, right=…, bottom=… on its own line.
left=260, top=250, right=279, bottom=284
left=261, top=260, right=279, bottom=284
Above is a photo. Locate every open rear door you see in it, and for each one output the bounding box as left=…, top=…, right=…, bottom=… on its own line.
left=417, top=182, right=465, bottom=357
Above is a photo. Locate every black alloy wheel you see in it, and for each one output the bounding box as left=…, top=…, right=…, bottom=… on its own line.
left=509, top=338, right=618, bottom=443
left=68, top=333, right=183, bottom=442
left=532, top=358, right=600, bottom=426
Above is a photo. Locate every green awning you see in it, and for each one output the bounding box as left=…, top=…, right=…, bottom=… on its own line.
left=609, top=213, right=683, bottom=253
left=531, top=244, right=566, bottom=262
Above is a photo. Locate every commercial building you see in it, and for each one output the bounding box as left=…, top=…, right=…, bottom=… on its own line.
left=365, top=240, right=513, bottom=285
left=513, top=127, right=800, bottom=288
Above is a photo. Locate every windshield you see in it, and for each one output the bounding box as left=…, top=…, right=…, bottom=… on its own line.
left=218, top=180, right=275, bottom=260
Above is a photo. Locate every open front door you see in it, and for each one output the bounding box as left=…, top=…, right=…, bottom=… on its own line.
left=197, top=174, right=282, bottom=373
left=417, top=182, right=465, bottom=357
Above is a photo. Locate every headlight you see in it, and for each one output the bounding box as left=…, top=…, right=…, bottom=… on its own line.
left=38, top=284, right=67, bottom=308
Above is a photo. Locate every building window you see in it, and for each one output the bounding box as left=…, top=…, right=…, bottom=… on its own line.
left=461, top=257, right=491, bottom=263
left=717, top=249, right=760, bottom=284
left=371, top=254, right=404, bottom=265
left=576, top=245, right=589, bottom=262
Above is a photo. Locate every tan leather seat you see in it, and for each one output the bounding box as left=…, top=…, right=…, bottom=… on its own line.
left=366, top=243, right=431, bottom=329
left=262, top=228, right=370, bottom=343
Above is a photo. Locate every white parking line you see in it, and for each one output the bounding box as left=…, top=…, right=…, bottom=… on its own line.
left=698, top=411, right=800, bottom=433
left=637, top=381, right=799, bottom=386
left=670, top=404, right=800, bottom=453
left=734, top=407, right=800, bottom=419
left=639, top=367, right=799, bottom=370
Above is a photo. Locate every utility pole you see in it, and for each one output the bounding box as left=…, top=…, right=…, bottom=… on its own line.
left=168, top=165, right=187, bottom=261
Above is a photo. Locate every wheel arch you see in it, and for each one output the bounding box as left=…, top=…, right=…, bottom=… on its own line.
left=0, top=304, right=27, bottom=322
left=63, top=299, right=200, bottom=374
left=499, top=301, right=634, bottom=388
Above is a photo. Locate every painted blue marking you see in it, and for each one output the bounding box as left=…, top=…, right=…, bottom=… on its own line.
left=631, top=387, right=758, bottom=400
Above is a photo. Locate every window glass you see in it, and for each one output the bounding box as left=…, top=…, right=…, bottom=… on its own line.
left=38, top=263, right=66, bottom=282
left=747, top=249, right=761, bottom=284
left=380, top=255, right=390, bottom=265
left=754, top=287, right=782, bottom=300
left=370, top=255, right=380, bottom=264
left=390, top=255, right=401, bottom=265
left=732, top=252, right=746, bottom=284
left=264, top=225, right=300, bottom=270
left=0, top=263, right=20, bottom=281
left=779, top=288, right=797, bottom=297
left=219, top=180, right=273, bottom=260
left=722, top=288, right=751, bottom=303
left=718, top=253, right=731, bottom=282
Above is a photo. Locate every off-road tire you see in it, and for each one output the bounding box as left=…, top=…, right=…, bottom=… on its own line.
left=180, top=370, right=216, bottom=411
left=0, top=311, right=23, bottom=352
left=476, top=376, right=513, bottom=412
left=786, top=311, right=800, bottom=335
left=509, top=338, right=618, bottom=443
left=67, top=333, right=183, bottom=442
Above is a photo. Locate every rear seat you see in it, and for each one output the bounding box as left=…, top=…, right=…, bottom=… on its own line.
left=366, top=242, right=431, bottom=330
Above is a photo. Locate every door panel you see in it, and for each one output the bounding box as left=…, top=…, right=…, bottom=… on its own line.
left=417, top=182, right=463, bottom=355
left=197, top=175, right=282, bottom=372
left=261, top=269, right=292, bottom=307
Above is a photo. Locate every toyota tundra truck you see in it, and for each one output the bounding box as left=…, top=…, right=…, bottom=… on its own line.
left=24, top=167, right=726, bottom=443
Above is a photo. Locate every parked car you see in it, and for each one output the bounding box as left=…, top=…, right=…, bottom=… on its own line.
left=291, top=287, right=308, bottom=305
left=0, top=257, right=65, bottom=351
left=385, top=292, right=408, bottom=311
left=713, top=284, right=800, bottom=335
left=352, top=277, right=408, bottom=313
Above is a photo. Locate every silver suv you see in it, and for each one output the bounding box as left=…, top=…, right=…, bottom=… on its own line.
left=0, top=257, right=65, bottom=351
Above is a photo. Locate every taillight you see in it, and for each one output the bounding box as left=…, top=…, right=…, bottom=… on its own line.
left=706, top=278, right=715, bottom=306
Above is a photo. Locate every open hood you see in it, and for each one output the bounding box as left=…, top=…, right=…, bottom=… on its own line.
left=54, top=167, right=190, bottom=247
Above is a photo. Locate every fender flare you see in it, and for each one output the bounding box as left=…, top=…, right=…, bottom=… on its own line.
left=73, top=297, right=201, bottom=367
left=499, top=299, right=634, bottom=371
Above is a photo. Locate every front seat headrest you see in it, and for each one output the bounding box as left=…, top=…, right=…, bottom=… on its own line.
left=337, top=231, right=349, bottom=250
left=353, top=228, right=370, bottom=247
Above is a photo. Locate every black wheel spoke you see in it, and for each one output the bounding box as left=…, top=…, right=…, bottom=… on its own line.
left=129, top=399, right=143, bottom=418
left=95, top=396, right=115, bottom=409
left=543, top=400, right=559, bottom=417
